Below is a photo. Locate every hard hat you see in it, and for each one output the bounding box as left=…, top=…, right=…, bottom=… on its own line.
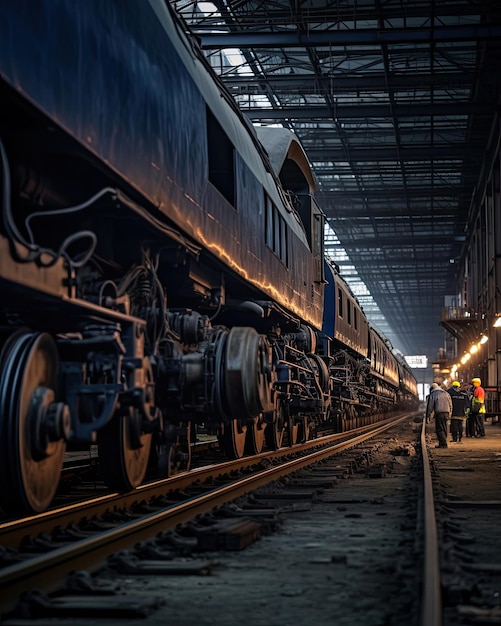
left=452, top=381, right=460, bottom=387
left=430, top=383, right=440, bottom=391
left=471, top=377, right=481, bottom=385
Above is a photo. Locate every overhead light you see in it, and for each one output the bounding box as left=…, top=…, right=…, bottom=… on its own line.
left=470, top=344, right=478, bottom=354
left=494, top=316, right=501, bottom=328
left=480, top=334, right=488, bottom=344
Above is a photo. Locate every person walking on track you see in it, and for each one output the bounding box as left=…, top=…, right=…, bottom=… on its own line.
left=426, top=383, right=452, bottom=448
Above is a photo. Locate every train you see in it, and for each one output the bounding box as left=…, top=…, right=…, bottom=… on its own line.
left=0, top=0, right=418, bottom=516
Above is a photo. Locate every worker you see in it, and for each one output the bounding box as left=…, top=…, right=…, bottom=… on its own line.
left=470, top=377, right=486, bottom=437
left=447, top=381, right=468, bottom=442
left=426, top=382, right=452, bottom=448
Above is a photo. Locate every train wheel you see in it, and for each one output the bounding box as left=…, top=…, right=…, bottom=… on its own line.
left=265, top=398, right=285, bottom=450
left=157, top=422, right=192, bottom=477
left=98, top=409, right=152, bottom=492
left=224, top=327, right=273, bottom=417
left=297, top=415, right=310, bottom=443
left=245, top=414, right=265, bottom=454
left=340, top=409, right=347, bottom=432
left=0, top=332, right=66, bottom=514
left=347, top=405, right=357, bottom=427
left=158, top=441, right=191, bottom=477
left=219, top=419, right=247, bottom=459
left=308, top=353, right=329, bottom=395
left=287, top=413, right=299, bottom=446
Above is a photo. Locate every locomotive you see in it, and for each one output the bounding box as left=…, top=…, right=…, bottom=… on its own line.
left=0, top=0, right=418, bottom=516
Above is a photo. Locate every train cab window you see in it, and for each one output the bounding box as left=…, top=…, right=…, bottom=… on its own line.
left=265, top=195, right=273, bottom=248
left=347, top=300, right=352, bottom=326
left=354, top=308, right=358, bottom=330
left=273, top=204, right=280, bottom=253
left=265, top=194, right=288, bottom=265
left=338, top=288, right=344, bottom=318
left=206, top=107, right=235, bottom=206
left=279, top=214, right=288, bottom=265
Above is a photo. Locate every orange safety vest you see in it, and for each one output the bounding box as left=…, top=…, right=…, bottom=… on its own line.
left=471, top=386, right=486, bottom=413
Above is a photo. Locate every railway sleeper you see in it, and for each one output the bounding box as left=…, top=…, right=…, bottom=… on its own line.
left=12, top=587, right=164, bottom=620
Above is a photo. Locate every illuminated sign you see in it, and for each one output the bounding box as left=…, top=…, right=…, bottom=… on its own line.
left=405, top=355, right=428, bottom=369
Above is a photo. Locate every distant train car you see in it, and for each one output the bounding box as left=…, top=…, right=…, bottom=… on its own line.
left=319, top=261, right=368, bottom=427
left=368, top=327, right=400, bottom=400
left=319, top=261, right=413, bottom=429
left=398, top=360, right=420, bottom=408
left=0, top=0, right=417, bottom=516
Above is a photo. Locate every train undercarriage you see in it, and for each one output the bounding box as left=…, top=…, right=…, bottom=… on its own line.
left=0, top=111, right=399, bottom=518
left=0, top=259, right=400, bottom=518
left=0, top=242, right=401, bottom=517
left=0, top=176, right=399, bottom=516
left=0, top=284, right=333, bottom=516
left=0, top=207, right=333, bottom=516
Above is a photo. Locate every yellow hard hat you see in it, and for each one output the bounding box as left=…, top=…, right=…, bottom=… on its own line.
left=472, top=377, right=481, bottom=385
left=452, top=381, right=460, bottom=387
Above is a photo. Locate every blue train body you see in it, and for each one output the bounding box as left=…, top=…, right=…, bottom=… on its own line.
left=0, top=0, right=417, bottom=515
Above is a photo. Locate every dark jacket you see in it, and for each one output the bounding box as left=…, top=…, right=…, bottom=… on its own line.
left=426, top=388, right=452, bottom=419
left=447, top=387, right=468, bottom=418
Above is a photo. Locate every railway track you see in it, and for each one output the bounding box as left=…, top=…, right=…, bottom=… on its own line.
left=5, top=413, right=496, bottom=625
left=0, top=414, right=412, bottom=618
left=414, top=418, right=501, bottom=625
left=429, top=425, right=501, bottom=625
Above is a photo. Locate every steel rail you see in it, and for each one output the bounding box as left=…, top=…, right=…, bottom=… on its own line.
left=0, top=414, right=410, bottom=547
left=420, top=419, right=442, bottom=626
left=0, top=414, right=413, bottom=615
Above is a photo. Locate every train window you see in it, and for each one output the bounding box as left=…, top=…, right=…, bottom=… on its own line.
left=265, top=194, right=289, bottom=265
left=206, top=107, right=235, bottom=206
left=294, top=194, right=324, bottom=283
left=347, top=300, right=352, bottom=325
left=354, top=307, right=358, bottom=330
left=273, top=204, right=281, bottom=254
left=279, top=214, right=288, bottom=264
left=265, top=195, right=273, bottom=248
left=312, top=206, right=325, bottom=284
left=338, top=288, right=344, bottom=318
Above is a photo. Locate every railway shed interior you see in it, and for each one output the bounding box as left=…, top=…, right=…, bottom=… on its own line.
left=172, top=0, right=501, bottom=400
left=2, top=6, right=501, bottom=623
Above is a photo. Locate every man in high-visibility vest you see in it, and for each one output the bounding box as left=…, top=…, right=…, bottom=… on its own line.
left=470, top=377, right=486, bottom=437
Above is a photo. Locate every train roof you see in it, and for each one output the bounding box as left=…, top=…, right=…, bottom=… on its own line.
left=255, top=127, right=316, bottom=195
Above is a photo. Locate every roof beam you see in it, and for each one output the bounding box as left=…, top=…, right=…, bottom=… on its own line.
left=198, top=25, right=501, bottom=48
left=334, top=236, right=456, bottom=246
left=181, top=4, right=486, bottom=25
left=306, top=145, right=481, bottom=161
left=323, top=209, right=463, bottom=218
left=317, top=187, right=460, bottom=199
left=333, top=258, right=453, bottom=267
left=223, top=72, right=475, bottom=93
left=245, top=102, right=493, bottom=119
